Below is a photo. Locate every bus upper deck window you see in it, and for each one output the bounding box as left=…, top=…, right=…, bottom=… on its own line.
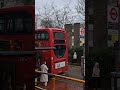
left=15, top=18, right=23, bottom=32
left=7, top=18, right=14, bottom=33
left=38, top=33, right=41, bottom=39
left=24, top=18, right=32, bottom=33
left=6, top=12, right=32, bottom=33
left=41, top=33, right=45, bottom=39
left=0, top=17, right=4, bottom=33
left=38, top=31, right=49, bottom=40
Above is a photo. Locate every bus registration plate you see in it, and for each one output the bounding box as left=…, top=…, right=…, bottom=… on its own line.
left=55, top=61, right=65, bottom=69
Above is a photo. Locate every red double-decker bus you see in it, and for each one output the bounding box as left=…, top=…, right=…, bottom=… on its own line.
left=35, top=28, right=68, bottom=74
left=0, top=6, right=35, bottom=90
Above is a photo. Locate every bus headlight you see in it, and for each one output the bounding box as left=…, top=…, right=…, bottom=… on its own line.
left=51, top=57, right=53, bottom=61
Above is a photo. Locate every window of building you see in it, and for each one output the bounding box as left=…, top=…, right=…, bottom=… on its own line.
left=88, top=24, right=93, bottom=31
left=88, top=8, right=94, bottom=15
left=72, top=36, right=74, bottom=46
left=88, top=31, right=93, bottom=41
left=88, top=15, right=94, bottom=24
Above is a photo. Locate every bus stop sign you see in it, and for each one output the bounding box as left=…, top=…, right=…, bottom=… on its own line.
left=110, top=8, right=117, bottom=20
left=107, top=6, right=119, bottom=23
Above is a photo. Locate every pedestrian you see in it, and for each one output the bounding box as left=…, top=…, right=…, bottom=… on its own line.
left=72, top=51, right=77, bottom=63
left=40, top=61, right=49, bottom=86
left=92, top=62, right=100, bottom=90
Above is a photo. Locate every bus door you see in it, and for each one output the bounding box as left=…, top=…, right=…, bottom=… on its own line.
left=0, top=62, right=15, bottom=90
left=15, top=55, right=35, bottom=90
left=0, top=51, right=35, bottom=90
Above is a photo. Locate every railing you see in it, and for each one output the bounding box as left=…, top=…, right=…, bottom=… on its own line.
left=35, top=69, right=85, bottom=90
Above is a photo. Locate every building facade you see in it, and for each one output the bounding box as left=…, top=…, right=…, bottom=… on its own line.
left=85, top=0, right=120, bottom=89
left=64, top=24, right=73, bottom=49
left=65, top=23, right=85, bottom=49
left=0, top=0, right=34, bottom=8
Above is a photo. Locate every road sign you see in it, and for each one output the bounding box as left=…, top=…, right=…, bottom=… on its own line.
left=107, top=22, right=119, bottom=29
left=107, top=6, right=119, bottom=23
left=80, top=28, right=85, bottom=36
left=110, top=8, right=117, bottom=20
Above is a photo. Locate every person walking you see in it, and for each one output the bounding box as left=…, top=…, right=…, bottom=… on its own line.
left=92, top=62, right=100, bottom=90
left=73, top=52, right=77, bottom=63
left=40, top=61, right=49, bottom=86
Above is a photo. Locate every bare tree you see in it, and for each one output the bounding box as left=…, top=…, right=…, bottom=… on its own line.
left=52, top=5, right=74, bottom=28
left=35, top=4, right=55, bottom=28
left=75, top=0, right=85, bottom=21
left=35, top=3, right=74, bottom=29
left=40, top=19, right=54, bottom=28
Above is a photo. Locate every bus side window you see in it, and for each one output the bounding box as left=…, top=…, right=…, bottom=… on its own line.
left=7, top=18, right=14, bottom=33
left=0, top=17, right=4, bottom=33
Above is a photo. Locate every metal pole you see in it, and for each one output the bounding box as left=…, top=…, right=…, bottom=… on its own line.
left=114, top=77, right=117, bottom=90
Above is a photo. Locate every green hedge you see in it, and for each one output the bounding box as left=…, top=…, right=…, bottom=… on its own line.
left=68, top=46, right=83, bottom=62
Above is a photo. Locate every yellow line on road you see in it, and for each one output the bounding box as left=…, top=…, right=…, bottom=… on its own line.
left=35, top=86, right=46, bottom=90
left=55, top=74, right=85, bottom=83
left=35, top=70, right=85, bottom=83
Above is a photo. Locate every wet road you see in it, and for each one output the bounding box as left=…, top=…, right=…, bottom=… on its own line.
left=63, top=64, right=83, bottom=79
left=35, top=64, right=84, bottom=90
left=36, top=78, right=84, bottom=90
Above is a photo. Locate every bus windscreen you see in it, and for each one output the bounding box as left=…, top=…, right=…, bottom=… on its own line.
left=54, top=45, right=66, bottom=58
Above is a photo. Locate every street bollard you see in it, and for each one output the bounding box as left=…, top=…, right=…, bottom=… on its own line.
left=111, top=72, right=120, bottom=90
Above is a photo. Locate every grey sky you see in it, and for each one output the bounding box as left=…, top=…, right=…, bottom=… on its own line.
left=35, top=0, right=85, bottom=23
left=35, top=0, right=77, bottom=14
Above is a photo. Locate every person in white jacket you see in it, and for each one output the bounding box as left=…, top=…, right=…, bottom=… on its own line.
left=92, top=62, right=100, bottom=90
left=73, top=52, right=77, bottom=63
left=40, top=61, right=49, bottom=86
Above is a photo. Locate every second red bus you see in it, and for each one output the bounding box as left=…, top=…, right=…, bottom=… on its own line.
left=35, top=28, right=68, bottom=74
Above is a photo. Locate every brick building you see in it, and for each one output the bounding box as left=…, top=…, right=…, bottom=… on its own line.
left=65, top=23, right=85, bottom=49
left=74, top=23, right=81, bottom=47
left=64, top=24, right=73, bottom=49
